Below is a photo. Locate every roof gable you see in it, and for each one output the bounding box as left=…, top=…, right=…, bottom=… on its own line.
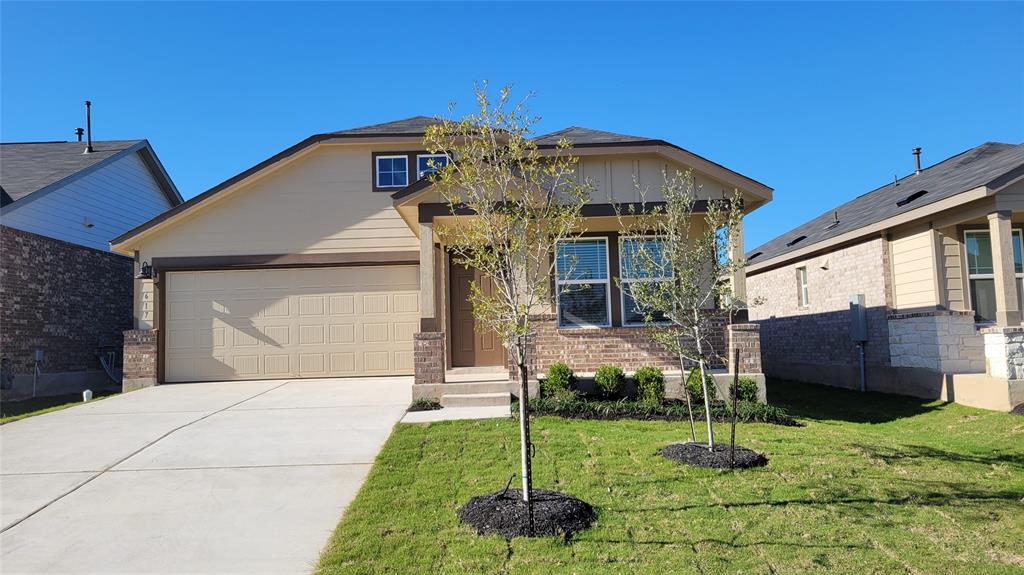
left=533, top=126, right=655, bottom=147
left=747, top=142, right=1024, bottom=266
left=330, top=116, right=437, bottom=136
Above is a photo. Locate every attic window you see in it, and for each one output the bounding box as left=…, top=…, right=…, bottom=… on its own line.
left=896, top=190, right=928, bottom=207
left=748, top=251, right=763, bottom=261
left=785, top=235, right=807, bottom=247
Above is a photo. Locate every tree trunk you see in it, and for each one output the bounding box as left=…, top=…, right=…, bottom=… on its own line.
left=730, top=348, right=739, bottom=468
left=677, top=348, right=696, bottom=443
left=694, top=329, right=715, bottom=450
left=515, top=337, right=535, bottom=535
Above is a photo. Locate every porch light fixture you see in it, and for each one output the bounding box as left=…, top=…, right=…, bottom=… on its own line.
left=135, top=261, right=153, bottom=280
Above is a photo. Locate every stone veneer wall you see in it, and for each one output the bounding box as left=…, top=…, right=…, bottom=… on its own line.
left=981, top=326, right=1024, bottom=380
left=747, top=237, right=891, bottom=381
left=122, top=329, right=158, bottom=391
left=888, top=310, right=984, bottom=373
left=1, top=226, right=132, bottom=386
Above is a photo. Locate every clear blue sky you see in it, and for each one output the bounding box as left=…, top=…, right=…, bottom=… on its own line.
left=3, top=2, right=1022, bottom=248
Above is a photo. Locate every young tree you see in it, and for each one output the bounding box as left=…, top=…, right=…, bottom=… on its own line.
left=423, top=84, right=590, bottom=516
left=616, top=170, right=745, bottom=450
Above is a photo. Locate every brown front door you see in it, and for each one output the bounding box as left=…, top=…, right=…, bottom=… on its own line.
left=450, top=263, right=505, bottom=367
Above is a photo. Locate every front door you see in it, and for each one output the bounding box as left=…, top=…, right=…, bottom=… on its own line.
left=450, top=263, right=505, bottom=367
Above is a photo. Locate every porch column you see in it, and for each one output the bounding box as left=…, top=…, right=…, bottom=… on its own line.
left=419, top=222, right=436, bottom=330
left=987, top=210, right=1021, bottom=326
left=729, top=219, right=747, bottom=305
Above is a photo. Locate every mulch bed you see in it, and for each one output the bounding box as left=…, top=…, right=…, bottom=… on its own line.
left=458, top=488, right=596, bottom=539
left=1011, top=404, right=1024, bottom=416
left=659, top=441, right=768, bottom=469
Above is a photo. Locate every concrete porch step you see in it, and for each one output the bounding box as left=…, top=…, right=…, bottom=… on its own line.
left=444, top=368, right=508, bottom=383
left=433, top=381, right=515, bottom=395
left=441, top=392, right=511, bottom=408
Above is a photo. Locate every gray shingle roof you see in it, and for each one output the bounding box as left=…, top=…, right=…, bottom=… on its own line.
left=747, top=142, right=1024, bottom=265
left=331, top=116, right=437, bottom=136
left=0, top=140, right=143, bottom=204
left=533, top=126, right=654, bottom=147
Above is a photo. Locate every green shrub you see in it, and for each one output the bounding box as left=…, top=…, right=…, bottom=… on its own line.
left=730, top=376, right=759, bottom=402
left=523, top=396, right=799, bottom=426
left=686, top=369, right=718, bottom=404
left=541, top=362, right=576, bottom=398
left=633, top=366, right=665, bottom=405
left=407, top=398, right=442, bottom=412
left=594, top=365, right=626, bottom=398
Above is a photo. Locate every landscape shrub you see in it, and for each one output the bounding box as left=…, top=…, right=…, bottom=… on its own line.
left=730, top=376, right=759, bottom=402
left=541, top=362, right=576, bottom=398
left=408, top=398, right=442, bottom=412
left=525, top=395, right=799, bottom=426
left=594, top=365, right=626, bottom=398
left=686, top=369, right=718, bottom=403
left=633, top=366, right=665, bottom=405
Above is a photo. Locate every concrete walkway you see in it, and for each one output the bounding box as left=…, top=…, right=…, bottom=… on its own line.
left=0, top=377, right=412, bottom=574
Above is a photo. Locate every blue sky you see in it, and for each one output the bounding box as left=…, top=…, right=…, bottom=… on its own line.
left=2, top=2, right=1022, bottom=248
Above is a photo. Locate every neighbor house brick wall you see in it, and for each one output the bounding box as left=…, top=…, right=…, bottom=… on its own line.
left=122, top=329, right=158, bottom=391
left=888, top=310, right=983, bottom=373
left=747, top=237, right=891, bottom=375
left=414, top=331, right=445, bottom=384
left=522, top=314, right=728, bottom=378
left=0, top=225, right=133, bottom=375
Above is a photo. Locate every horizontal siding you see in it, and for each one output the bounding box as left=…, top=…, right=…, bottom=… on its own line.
left=890, top=225, right=937, bottom=310
left=3, top=152, right=173, bottom=252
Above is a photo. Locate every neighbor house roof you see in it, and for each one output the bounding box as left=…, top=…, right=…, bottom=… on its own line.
left=747, top=142, right=1024, bottom=269
left=0, top=139, right=182, bottom=208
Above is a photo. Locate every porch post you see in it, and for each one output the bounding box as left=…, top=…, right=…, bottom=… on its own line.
left=728, top=219, right=747, bottom=306
left=414, top=221, right=445, bottom=386
left=419, top=222, right=436, bottom=330
left=987, top=210, right=1021, bottom=326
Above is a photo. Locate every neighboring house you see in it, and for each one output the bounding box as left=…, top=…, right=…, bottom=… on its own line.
left=746, top=142, right=1024, bottom=411
left=110, top=117, right=771, bottom=402
left=0, top=139, right=182, bottom=399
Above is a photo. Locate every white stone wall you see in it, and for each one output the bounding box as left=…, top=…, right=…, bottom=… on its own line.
left=983, top=328, right=1024, bottom=380
left=888, top=311, right=984, bottom=373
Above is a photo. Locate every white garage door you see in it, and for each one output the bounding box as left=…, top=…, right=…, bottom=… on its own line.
left=164, top=266, right=419, bottom=382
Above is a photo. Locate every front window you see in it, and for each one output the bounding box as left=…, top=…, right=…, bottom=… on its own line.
left=555, top=238, right=610, bottom=328
left=376, top=155, right=408, bottom=188
left=797, top=266, right=809, bottom=307
left=965, top=229, right=1023, bottom=322
left=417, top=154, right=449, bottom=178
left=620, top=237, right=671, bottom=326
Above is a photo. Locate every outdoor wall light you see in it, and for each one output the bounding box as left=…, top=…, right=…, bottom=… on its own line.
left=135, top=261, right=153, bottom=279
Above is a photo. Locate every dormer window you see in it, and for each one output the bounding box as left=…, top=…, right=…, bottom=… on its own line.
left=417, top=154, right=449, bottom=178
left=376, top=156, right=408, bottom=188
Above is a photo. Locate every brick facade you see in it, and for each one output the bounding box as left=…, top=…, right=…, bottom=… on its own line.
left=122, top=329, right=158, bottom=391
left=413, top=331, right=445, bottom=384
left=747, top=237, right=891, bottom=377
left=727, top=323, right=762, bottom=374
left=1, top=225, right=133, bottom=378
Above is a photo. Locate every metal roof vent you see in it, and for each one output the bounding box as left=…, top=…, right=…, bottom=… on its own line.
left=824, top=211, right=840, bottom=230
left=896, top=190, right=928, bottom=207
left=748, top=251, right=763, bottom=261
left=785, top=235, right=807, bottom=247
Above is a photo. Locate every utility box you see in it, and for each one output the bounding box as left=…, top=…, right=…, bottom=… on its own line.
left=849, top=294, right=868, bottom=342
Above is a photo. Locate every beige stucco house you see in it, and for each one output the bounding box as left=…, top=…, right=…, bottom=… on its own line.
left=746, top=142, right=1024, bottom=411
left=110, top=117, right=771, bottom=403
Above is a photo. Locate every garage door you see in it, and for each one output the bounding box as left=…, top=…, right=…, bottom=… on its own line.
left=163, top=266, right=419, bottom=382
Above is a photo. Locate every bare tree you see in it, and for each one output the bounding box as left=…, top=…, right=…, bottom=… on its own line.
left=616, top=169, right=745, bottom=450
left=424, top=84, right=590, bottom=516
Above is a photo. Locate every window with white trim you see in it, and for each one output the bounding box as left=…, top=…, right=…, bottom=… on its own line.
left=620, top=237, right=671, bottom=326
left=964, top=229, right=1023, bottom=322
left=375, top=155, right=408, bottom=188
left=797, top=266, right=809, bottom=307
left=416, top=154, right=449, bottom=178
left=555, top=238, right=611, bottom=328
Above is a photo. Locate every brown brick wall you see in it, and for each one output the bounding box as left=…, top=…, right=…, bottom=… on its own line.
left=727, top=323, right=762, bottom=373
left=1, top=225, right=133, bottom=375
left=414, top=331, right=445, bottom=384
left=122, top=329, right=157, bottom=390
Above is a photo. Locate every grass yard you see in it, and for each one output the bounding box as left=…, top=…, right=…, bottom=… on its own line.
left=0, top=390, right=117, bottom=424
left=316, top=381, right=1024, bottom=574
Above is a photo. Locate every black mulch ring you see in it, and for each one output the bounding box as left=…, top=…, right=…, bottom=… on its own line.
left=458, top=489, right=596, bottom=539
left=660, top=441, right=768, bottom=469
left=1011, top=404, right=1024, bottom=416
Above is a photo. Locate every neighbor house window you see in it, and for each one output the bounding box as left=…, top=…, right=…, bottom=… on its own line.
left=797, top=266, right=809, bottom=307
left=416, top=154, right=449, bottom=178
left=555, top=238, right=611, bottom=328
left=964, top=229, right=1023, bottom=322
left=620, top=237, right=671, bottom=326
left=376, top=155, right=408, bottom=188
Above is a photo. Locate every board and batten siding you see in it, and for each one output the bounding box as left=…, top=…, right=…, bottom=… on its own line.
left=2, top=151, right=174, bottom=252
left=936, top=225, right=966, bottom=311
left=135, top=144, right=418, bottom=261
left=576, top=155, right=735, bottom=204
left=890, top=224, right=939, bottom=311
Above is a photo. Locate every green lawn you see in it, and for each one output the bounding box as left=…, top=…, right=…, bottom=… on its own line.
left=0, top=390, right=117, bottom=425
left=316, top=381, right=1024, bottom=574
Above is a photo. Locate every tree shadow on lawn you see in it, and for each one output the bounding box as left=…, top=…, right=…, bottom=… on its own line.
left=854, top=443, right=1024, bottom=469
left=766, top=379, right=945, bottom=424
left=578, top=533, right=872, bottom=552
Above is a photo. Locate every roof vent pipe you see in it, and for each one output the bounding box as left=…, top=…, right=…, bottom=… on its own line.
left=75, top=127, right=84, bottom=142
left=84, top=100, right=93, bottom=153
left=912, top=147, right=922, bottom=174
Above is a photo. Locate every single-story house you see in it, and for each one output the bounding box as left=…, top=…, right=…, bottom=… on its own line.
left=110, top=117, right=771, bottom=403
left=1, top=137, right=182, bottom=399
left=746, top=142, right=1024, bottom=411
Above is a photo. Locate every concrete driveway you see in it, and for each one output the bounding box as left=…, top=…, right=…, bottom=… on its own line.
left=0, top=377, right=411, bottom=574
